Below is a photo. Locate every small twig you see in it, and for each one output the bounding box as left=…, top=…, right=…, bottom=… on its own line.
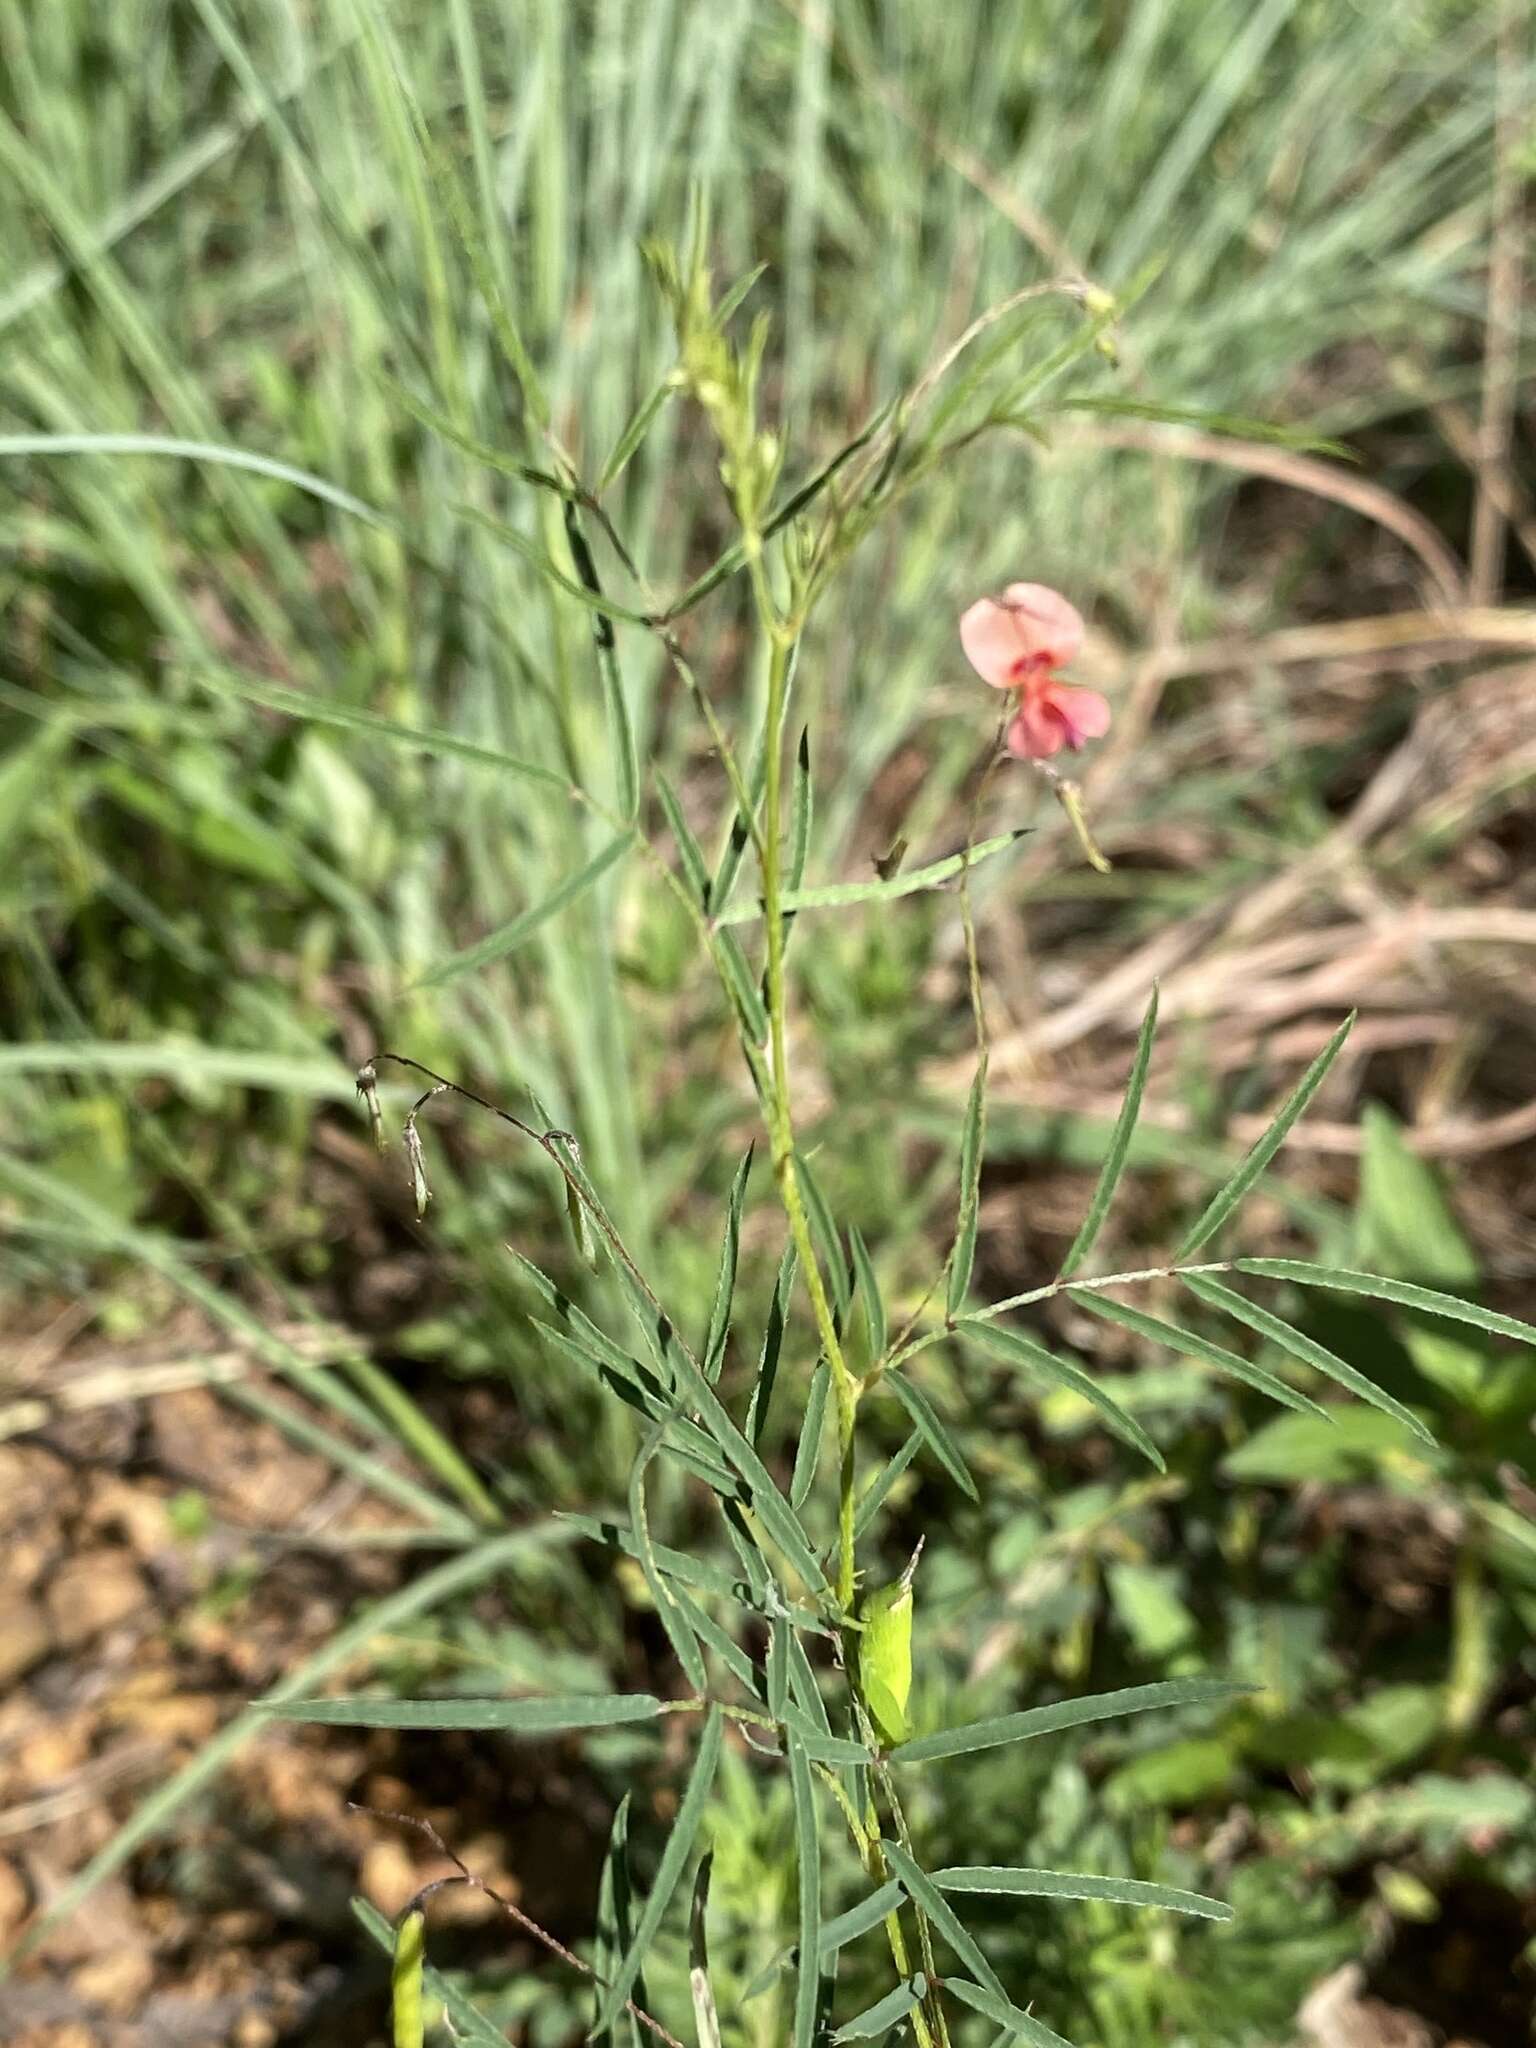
left=352, top=1805, right=690, bottom=2048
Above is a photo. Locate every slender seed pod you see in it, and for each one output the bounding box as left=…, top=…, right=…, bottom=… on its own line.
left=391, top=1907, right=426, bottom=2048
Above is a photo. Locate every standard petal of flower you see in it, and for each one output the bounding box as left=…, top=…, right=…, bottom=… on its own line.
left=999, top=582, right=1085, bottom=666
left=1048, top=684, right=1112, bottom=748
left=959, top=597, right=1029, bottom=688
left=1005, top=694, right=1068, bottom=759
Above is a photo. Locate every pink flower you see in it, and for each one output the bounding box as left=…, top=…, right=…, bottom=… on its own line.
left=958, top=582, right=1110, bottom=761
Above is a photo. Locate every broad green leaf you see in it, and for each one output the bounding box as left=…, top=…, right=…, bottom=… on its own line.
left=1106, top=1561, right=1197, bottom=1660
left=849, top=1227, right=886, bottom=1361
left=881, top=1837, right=1005, bottom=1999
left=788, top=1733, right=822, bottom=2048
left=1221, top=1407, right=1432, bottom=1485
left=1176, top=1014, right=1354, bottom=1256
left=689, top=1852, right=723, bottom=2048
left=1104, top=1737, right=1236, bottom=1813
left=933, top=1865, right=1232, bottom=1921
left=886, top=1372, right=977, bottom=1500
left=713, top=831, right=1027, bottom=924
left=942, top=1975, right=1077, bottom=2048
left=704, top=1147, right=754, bottom=1380
left=1068, top=1288, right=1325, bottom=1417
left=1059, top=986, right=1158, bottom=1277
left=270, top=1693, right=663, bottom=1732
left=416, top=832, right=633, bottom=988
left=1182, top=1274, right=1434, bottom=1444
left=962, top=1322, right=1165, bottom=1471
left=889, top=1677, right=1252, bottom=1765
left=790, top=1358, right=830, bottom=1506
left=831, top=1976, right=926, bottom=2042
left=948, top=1062, right=987, bottom=1316
left=1236, top=1260, right=1536, bottom=1353
left=199, top=671, right=572, bottom=792
left=592, top=1705, right=724, bottom=2037
left=817, top=1880, right=905, bottom=1956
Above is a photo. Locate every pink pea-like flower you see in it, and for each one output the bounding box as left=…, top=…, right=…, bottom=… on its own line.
left=959, top=582, right=1111, bottom=761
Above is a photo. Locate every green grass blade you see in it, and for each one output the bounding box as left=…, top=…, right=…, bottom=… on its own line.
left=689, top=1852, right=723, bottom=2048
left=0, top=430, right=390, bottom=527
left=881, top=1837, right=1005, bottom=2000
left=415, top=831, right=633, bottom=989
left=947, top=1061, right=987, bottom=1316
left=1068, top=1288, right=1326, bottom=1417
left=1176, top=1014, right=1354, bottom=1257
left=817, top=1880, right=906, bottom=1957
left=889, top=1678, right=1253, bottom=1765
left=849, top=1227, right=886, bottom=1361
left=748, top=1245, right=798, bottom=1445
left=1182, top=1274, right=1434, bottom=1444
left=704, top=1146, right=754, bottom=1380
left=1236, top=1261, right=1536, bottom=1349
left=942, top=1975, right=1077, bottom=2048
left=656, top=771, right=712, bottom=908
left=592, top=1704, right=724, bottom=2038
left=270, top=1693, right=664, bottom=1731
left=788, top=1733, right=822, bottom=2048
left=853, top=1430, right=922, bottom=1540
left=933, top=1866, right=1233, bottom=1921
left=961, top=1322, right=1165, bottom=1471
left=886, top=1372, right=978, bottom=1501
left=1059, top=986, right=1158, bottom=1278
left=714, top=831, right=1027, bottom=925
left=790, top=1358, right=830, bottom=1506
left=831, top=1978, right=925, bottom=2043
left=594, top=1793, right=643, bottom=2048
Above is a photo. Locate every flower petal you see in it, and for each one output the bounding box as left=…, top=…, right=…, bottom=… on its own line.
left=1005, top=694, right=1068, bottom=760
left=1048, top=684, right=1111, bottom=748
left=959, top=597, right=1029, bottom=688
left=999, top=582, right=1084, bottom=666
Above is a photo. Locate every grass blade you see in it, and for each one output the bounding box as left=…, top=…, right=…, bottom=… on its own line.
left=831, top=1977, right=926, bottom=2042
left=849, top=1227, right=886, bottom=1361
left=942, top=1975, right=1077, bottom=2048
left=947, top=1062, right=987, bottom=1316
left=1176, top=1014, right=1354, bottom=1257
left=790, top=1358, right=830, bottom=1506
left=1059, top=986, right=1158, bottom=1278
left=748, top=1244, right=798, bottom=1445
left=1182, top=1274, right=1434, bottom=1444
left=270, top=1693, right=664, bottom=1732
left=817, top=1880, right=905, bottom=1957
left=961, top=1323, right=1165, bottom=1471
left=886, top=1372, right=978, bottom=1501
left=592, top=1705, right=724, bottom=2038
left=788, top=1732, right=822, bottom=2048
left=704, top=1146, right=754, bottom=1380
left=881, top=1837, right=1005, bottom=1999
left=1068, top=1288, right=1326, bottom=1417
left=713, top=831, right=1027, bottom=925
left=888, top=1677, right=1252, bottom=1765
left=1236, top=1260, right=1536, bottom=1350
left=933, top=1866, right=1232, bottom=1921
left=415, top=832, right=632, bottom=989
left=689, top=1852, right=723, bottom=2048
left=594, top=1794, right=642, bottom=2048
